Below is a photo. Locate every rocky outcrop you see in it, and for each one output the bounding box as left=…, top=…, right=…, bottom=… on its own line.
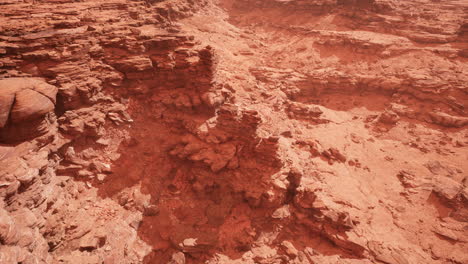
left=0, top=0, right=210, bottom=263
left=0, top=78, right=58, bottom=142
left=0, top=0, right=467, bottom=264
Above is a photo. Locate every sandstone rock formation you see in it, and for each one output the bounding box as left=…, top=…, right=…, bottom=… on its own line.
left=0, top=78, right=58, bottom=142
left=0, top=0, right=466, bottom=263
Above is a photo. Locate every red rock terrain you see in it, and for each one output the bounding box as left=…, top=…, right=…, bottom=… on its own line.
left=0, top=0, right=467, bottom=263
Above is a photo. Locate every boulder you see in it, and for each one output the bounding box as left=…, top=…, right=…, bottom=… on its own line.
left=0, top=78, right=58, bottom=142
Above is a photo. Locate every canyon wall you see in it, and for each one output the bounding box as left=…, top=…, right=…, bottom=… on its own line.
left=0, top=0, right=467, bottom=263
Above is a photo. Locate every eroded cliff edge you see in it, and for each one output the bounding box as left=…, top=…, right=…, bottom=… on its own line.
left=0, top=0, right=467, bottom=263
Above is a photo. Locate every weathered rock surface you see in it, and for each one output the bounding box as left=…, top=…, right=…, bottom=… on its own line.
left=0, top=0, right=466, bottom=264
left=0, top=78, right=58, bottom=142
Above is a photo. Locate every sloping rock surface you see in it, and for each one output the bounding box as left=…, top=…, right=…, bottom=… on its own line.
left=0, top=0, right=466, bottom=264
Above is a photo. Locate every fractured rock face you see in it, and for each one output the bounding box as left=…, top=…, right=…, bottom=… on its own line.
left=0, top=0, right=467, bottom=264
left=0, top=78, right=58, bottom=142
